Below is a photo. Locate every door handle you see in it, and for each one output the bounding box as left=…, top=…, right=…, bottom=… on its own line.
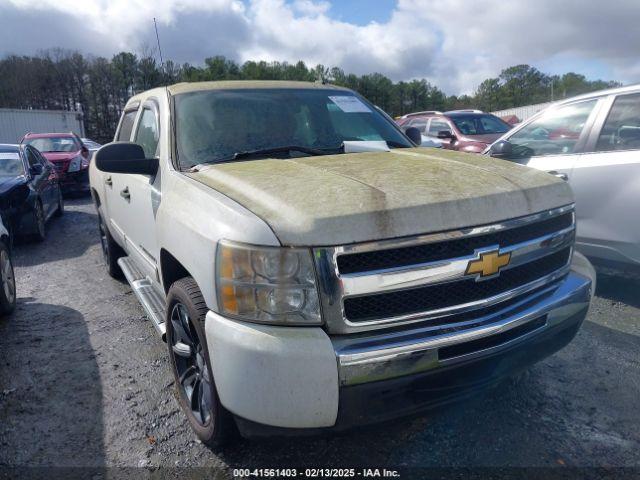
left=105, top=176, right=112, bottom=187
left=547, top=170, right=569, bottom=181
left=120, top=187, right=131, bottom=201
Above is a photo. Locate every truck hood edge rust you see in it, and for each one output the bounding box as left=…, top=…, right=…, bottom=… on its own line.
left=186, top=148, right=573, bottom=247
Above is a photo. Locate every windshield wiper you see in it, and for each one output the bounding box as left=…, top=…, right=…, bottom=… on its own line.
left=223, top=145, right=334, bottom=163
left=189, top=145, right=343, bottom=171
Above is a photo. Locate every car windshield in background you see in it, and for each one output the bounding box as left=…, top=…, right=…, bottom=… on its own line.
left=450, top=114, right=511, bottom=135
left=175, top=88, right=412, bottom=168
left=25, top=137, right=79, bottom=153
left=0, top=152, right=25, bottom=176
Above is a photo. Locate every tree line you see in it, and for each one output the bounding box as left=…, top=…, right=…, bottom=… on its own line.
left=0, top=49, right=621, bottom=143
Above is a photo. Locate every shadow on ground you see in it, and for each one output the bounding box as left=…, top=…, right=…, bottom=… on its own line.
left=0, top=302, right=105, bottom=467
left=13, top=197, right=98, bottom=268
left=595, top=273, right=640, bottom=308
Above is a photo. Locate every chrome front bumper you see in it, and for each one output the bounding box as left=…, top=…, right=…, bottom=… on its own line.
left=333, top=252, right=595, bottom=387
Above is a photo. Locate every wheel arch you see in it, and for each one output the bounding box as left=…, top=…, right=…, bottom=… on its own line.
left=160, top=248, right=192, bottom=294
left=90, top=187, right=101, bottom=208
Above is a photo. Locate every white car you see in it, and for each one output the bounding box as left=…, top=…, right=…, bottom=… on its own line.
left=90, top=80, right=594, bottom=446
left=488, top=83, right=640, bottom=271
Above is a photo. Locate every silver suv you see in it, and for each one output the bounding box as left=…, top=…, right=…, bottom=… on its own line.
left=488, top=84, right=640, bottom=271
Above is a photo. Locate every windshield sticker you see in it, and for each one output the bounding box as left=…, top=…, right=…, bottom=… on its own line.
left=0, top=153, right=20, bottom=160
left=328, top=96, right=371, bottom=113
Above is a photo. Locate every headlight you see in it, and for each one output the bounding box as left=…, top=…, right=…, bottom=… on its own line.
left=216, top=240, right=321, bottom=325
left=67, top=156, right=82, bottom=172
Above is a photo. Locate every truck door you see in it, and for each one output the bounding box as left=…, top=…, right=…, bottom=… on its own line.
left=103, top=108, right=138, bottom=246
left=117, top=100, right=162, bottom=284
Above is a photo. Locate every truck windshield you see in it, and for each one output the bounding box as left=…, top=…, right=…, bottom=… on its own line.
left=174, top=88, right=412, bottom=168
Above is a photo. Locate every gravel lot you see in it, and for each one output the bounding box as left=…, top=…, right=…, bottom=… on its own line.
left=0, top=198, right=639, bottom=476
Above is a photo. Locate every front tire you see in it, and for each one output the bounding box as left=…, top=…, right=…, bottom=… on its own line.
left=0, top=240, right=16, bottom=316
left=54, top=187, right=64, bottom=217
left=166, top=277, right=235, bottom=449
left=32, top=201, right=46, bottom=242
left=98, top=213, right=123, bottom=278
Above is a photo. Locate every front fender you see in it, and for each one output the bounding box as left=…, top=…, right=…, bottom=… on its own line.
left=156, top=170, right=279, bottom=310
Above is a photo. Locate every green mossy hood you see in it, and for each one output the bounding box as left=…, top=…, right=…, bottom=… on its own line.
left=187, top=148, right=573, bottom=247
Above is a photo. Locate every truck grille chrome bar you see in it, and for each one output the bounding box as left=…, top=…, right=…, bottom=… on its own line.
left=313, top=205, right=575, bottom=334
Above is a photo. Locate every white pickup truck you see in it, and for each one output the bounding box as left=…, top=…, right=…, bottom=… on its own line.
left=90, top=81, right=595, bottom=447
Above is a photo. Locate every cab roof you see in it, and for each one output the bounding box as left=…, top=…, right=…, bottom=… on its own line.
left=125, top=80, right=352, bottom=107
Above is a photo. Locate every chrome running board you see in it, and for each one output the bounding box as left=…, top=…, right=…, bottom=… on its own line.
left=118, top=256, right=167, bottom=340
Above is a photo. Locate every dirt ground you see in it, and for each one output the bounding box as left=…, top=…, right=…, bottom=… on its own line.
left=1, top=198, right=639, bottom=477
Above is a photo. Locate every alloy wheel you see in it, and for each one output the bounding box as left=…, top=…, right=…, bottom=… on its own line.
left=169, top=303, right=213, bottom=426
left=1, top=249, right=15, bottom=305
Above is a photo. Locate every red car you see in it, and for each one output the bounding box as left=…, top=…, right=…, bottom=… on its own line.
left=21, top=132, right=91, bottom=194
left=396, top=109, right=512, bottom=153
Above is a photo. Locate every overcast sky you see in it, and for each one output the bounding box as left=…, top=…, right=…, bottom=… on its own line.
left=1, top=0, right=639, bottom=94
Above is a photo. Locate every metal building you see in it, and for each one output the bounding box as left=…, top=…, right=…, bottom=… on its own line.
left=491, top=101, right=555, bottom=124
left=0, top=108, right=85, bottom=144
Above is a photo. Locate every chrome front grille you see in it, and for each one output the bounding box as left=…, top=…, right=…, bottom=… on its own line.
left=313, top=205, right=575, bottom=334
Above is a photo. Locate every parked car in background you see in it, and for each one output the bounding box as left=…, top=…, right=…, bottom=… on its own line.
left=0, top=144, right=63, bottom=242
left=379, top=108, right=440, bottom=148
left=0, top=214, right=15, bottom=315
left=21, top=132, right=90, bottom=195
left=487, top=83, right=640, bottom=271
left=397, top=110, right=512, bottom=153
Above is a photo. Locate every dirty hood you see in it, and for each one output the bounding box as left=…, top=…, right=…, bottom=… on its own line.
left=187, top=148, right=573, bottom=246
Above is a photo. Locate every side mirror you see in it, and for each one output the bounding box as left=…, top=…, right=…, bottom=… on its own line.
left=404, top=127, right=422, bottom=146
left=489, top=140, right=513, bottom=158
left=95, top=142, right=158, bottom=175
left=29, top=164, right=44, bottom=176
left=437, top=130, right=455, bottom=139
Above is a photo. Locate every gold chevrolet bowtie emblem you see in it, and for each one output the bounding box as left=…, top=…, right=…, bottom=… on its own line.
left=465, top=249, right=512, bottom=279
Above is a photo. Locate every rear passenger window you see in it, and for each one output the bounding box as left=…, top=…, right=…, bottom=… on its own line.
left=428, top=119, right=449, bottom=136
left=408, top=119, right=427, bottom=133
left=595, top=93, right=640, bottom=152
left=135, top=108, right=160, bottom=158
left=117, top=110, right=137, bottom=142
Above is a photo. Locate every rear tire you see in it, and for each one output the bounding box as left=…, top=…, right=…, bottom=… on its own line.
left=166, top=277, right=235, bottom=449
left=31, top=201, right=46, bottom=242
left=0, top=240, right=16, bottom=316
left=98, top=213, right=123, bottom=278
left=54, top=188, right=64, bottom=217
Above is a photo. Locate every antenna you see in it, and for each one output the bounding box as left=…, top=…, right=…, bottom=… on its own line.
left=153, top=17, right=165, bottom=73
